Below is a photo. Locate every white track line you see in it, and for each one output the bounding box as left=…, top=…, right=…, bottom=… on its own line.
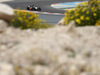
left=0, top=0, right=13, bottom=2
left=51, top=1, right=87, bottom=10
left=15, top=9, right=65, bottom=15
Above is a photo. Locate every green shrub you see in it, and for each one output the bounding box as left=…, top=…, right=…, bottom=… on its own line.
left=64, top=0, right=100, bottom=26
left=11, top=10, right=53, bottom=29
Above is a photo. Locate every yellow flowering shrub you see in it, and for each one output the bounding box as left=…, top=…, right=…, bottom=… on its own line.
left=64, top=0, right=100, bottom=26
left=95, top=19, right=100, bottom=25
left=11, top=10, right=52, bottom=29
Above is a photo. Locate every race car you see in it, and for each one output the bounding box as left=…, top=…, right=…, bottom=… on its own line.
left=27, top=5, right=41, bottom=11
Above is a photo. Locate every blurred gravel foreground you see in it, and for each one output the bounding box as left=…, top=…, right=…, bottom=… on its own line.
left=1, top=3, right=100, bottom=75
left=0, top=21, right=100, bottom=75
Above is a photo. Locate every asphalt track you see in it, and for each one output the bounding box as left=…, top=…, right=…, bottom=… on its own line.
left=3, top=0, right=84, bottom=24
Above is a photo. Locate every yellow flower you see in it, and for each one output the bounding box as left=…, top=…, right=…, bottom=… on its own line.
left=29, top=16, right=33, bottom=19
left=74, top=7, right=77, bottom=11
left=83, top=2, right=88, bottom=6
left=27, top=25, right=30, bottom=27
left=75, top=10, right=78, bottom=14
left=98, top=1, right=100, bottom=3
left=65, top=13, right=68, bottom=15
left=71, top=16, right=74, bottom=19
left=86, top=11, right=89, bottom=14
left=80, top=16, right=84, bottom=20
left=68, top=9, right=73, bottom=13
left=22, top=10, right=25, bottom=12
left=75, top=19, right=81, bottom=24
left=82, top=8, right=86, bottom=12
left=90, top=0, right=96, bottom=4
left=76, top=4, right=81, bottom=8
left=91, top=7, right=95, bottom=11
left=18, top=17, right=23, bottom=21
left=85, top=17, right=90, bottom=20
left=16, top=11, right=20, bottom=15
left=95, top=24, right=100, bottom=26
left=23, top=16, right=26, bottom=19
left=75, top=13, right=79, bottom=17
left=93, top=13, right=97, bottom=16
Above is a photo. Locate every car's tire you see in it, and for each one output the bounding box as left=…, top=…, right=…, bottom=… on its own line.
left=38, top=8, right=41, bottom=11
left=27, top=7, right=29, bottom=10
left=32, top=8, right=35, bottom=11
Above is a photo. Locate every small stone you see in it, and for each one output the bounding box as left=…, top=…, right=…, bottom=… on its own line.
left=0, top=20, right=8, bottom=33
left=33, top=65, right=50, bottom=75
left=0, top=63, right=15, bottom=75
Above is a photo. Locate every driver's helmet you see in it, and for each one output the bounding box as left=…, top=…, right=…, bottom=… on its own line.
left=28, top=5, right=30, bottom=7
left=32, top=5, right=35, bottom=7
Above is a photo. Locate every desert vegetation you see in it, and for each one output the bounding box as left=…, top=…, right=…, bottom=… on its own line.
left=64, top=0, right=100, bottom=26
left=11, top=10, right=53, bottom=29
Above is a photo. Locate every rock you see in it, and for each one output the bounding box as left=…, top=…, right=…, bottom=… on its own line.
left=0, top=19, right=8, bottom=33
left=57, top=18, right=65, bottom=25
left=0, top=63, right=15, bottom=75
left=0, top=3, right=14, bottom=23
left=66, top=21, right=77, bottom=37
left=66, top=21, right=76, bottom=33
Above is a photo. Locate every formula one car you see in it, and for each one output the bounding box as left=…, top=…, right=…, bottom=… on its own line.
left=27, top=5, right=41, bottom=11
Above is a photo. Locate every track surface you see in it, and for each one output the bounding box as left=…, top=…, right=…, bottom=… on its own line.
left=3, top=0, right=84, bottom=13
left=3, top=0, right=84, bottom=24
